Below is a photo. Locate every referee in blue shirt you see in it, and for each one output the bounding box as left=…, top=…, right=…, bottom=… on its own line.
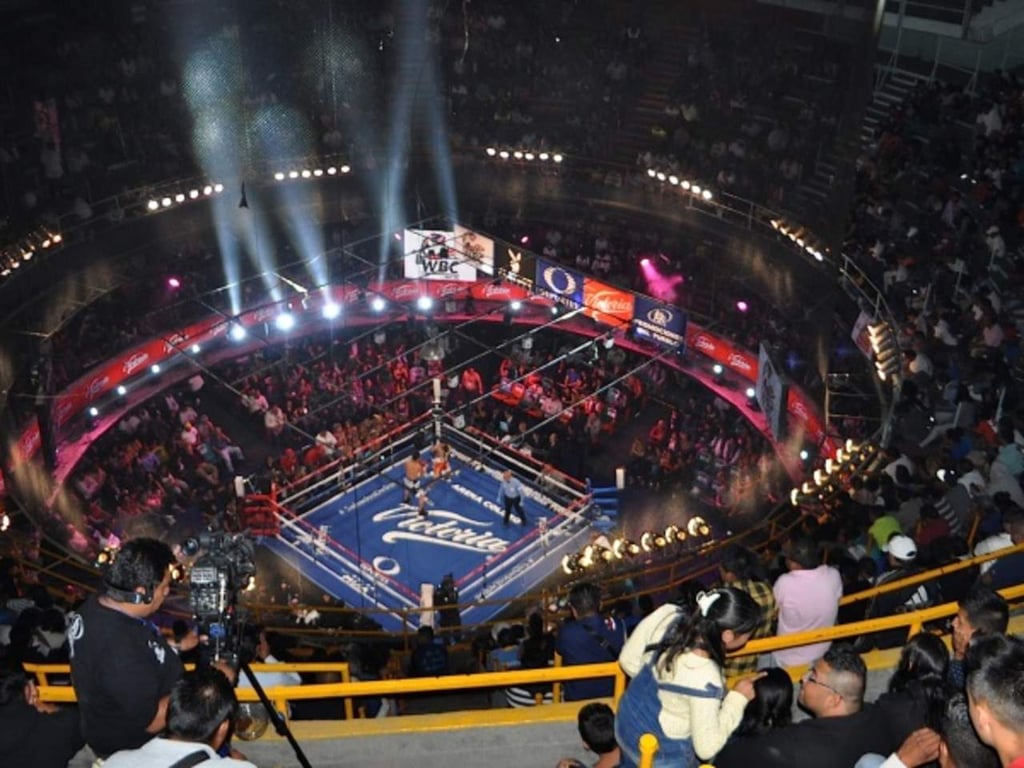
left=497, top=469, right=528, bottom=526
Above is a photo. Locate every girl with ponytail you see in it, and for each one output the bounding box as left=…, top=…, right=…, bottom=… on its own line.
left=614, top=587, right=764, bottom=768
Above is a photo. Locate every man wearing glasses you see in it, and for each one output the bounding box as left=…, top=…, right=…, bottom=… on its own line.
left=715, top=645, right=928, bottom=768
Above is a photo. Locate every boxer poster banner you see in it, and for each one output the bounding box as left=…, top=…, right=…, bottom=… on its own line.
left=632, top=295, right=687, bottom=349
left=403, top=229, right=476, bottom=281
left=535, top=259, right=584, bottom=309
left=756, top=342, right=787, bottom=441
left=452, top=225, right=495, bottom=276
left=582, top=278, right=635, bottom=327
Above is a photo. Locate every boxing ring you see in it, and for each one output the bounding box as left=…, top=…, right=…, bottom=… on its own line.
left=256, top=419, right=595, bottom=632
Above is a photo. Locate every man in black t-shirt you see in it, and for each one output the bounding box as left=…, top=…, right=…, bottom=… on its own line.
left=67, top=538, right=188, bottom=759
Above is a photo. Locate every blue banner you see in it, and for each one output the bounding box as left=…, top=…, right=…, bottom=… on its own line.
left=632, top=295, right=687, bottom=349
left=535, top=259, right=584, bottom=309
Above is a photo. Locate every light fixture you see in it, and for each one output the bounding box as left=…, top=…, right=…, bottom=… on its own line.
left=274, top=312, right=295, bottom=332
left=150, top=364, right=161, bottom=375
left=229, top=323, right=247, bottom=341
left=116, top=385, right=127, bottom=397
left=274, top=172, right=285, bottom=181
left=190, top=343, right=201, bottom=354
left=640, top=531, right=655, bottom=552
left=371, top=296, right=387, bottom=312
left=322, top=302, right=341, bottom=320
left=416, top=296, right=434, bottom=312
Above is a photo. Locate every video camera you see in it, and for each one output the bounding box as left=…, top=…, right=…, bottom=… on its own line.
left=181, top=530, right=256, bottom=665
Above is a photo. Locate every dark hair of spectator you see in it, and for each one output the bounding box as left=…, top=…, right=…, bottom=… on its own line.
left=721, top=546, right=766, bottom=582
left=940, top=693, right=1000, bottom=768
left=888, top=632, right=951, bottom=730
left=568, top=582, right=602, bottom=617
left=966, top=634, right=1024, bottom=732
left=105, top=537, right=174, bottom=595
left=166, top=668, right=239, bottom=744
left=647, top=587, right=760, bottom=670
left=736, top=667, right=793, bottom=736
left=822, top=644, right=867, bottom=708
left=960, top=586, right=1009, bottom=637
left=577, top=702, right=617, bottom=755
left=786, top=536, right=821, bottom=569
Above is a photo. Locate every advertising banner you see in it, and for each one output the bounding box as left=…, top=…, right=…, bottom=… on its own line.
left=452, top=225, right=495, bottom=276
left=534, top=259, right=584, bottom=309
left=632, top=295, right=687, bottom=349
left=582, top=278, right=635, bottom=327
left=756, top=342, right=787, bottom=441
left=497, top=243, right=536, bottom=288
left=403, top=229, right=476, bottom=281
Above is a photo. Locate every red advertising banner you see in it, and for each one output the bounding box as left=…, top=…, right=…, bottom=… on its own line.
left=7, top=280, right=832, bottom=474
left=582, top=278, right=635, bottom=327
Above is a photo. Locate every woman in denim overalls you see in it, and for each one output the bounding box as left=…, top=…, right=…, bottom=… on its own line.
left=614, top=588, right=765, bottom=768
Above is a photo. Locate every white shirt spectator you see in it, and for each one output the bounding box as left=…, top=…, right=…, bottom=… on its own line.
left=316, top=430, right=338, bottom=454
left=977, top=103, right=1002, bottom=136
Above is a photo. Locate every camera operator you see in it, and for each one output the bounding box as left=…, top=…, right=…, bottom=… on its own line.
left=67, top=537, right=234, bottom=760
left=67, top=537, right=186, bottom=759
left=103, top=667, right=257, bottom=767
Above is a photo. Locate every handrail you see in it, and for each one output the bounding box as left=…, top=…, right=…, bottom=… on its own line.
left=33, top=586, right=1024, bottom=718
left=838, top=542, right=1024, bottom=607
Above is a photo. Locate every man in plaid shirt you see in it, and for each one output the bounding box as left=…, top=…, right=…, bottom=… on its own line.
left=719, top=546, right=776, bottom=677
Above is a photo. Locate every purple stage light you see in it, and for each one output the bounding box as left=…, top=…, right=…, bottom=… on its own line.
left=736, top=300, right=749, bottom=313
left=167, top=277, right=181, bottom=289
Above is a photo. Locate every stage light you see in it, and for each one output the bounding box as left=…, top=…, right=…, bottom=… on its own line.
left=371, top=296, right=387, bottom=312
left=519, top=234, right=529, bottom=244
left=326, top=166, right=337, bottom=175
left=640, top=531, right=655, bottom=552
left=513, top=150, right=524, bottom=160
left=485, top=147, right=497, bottom=156
left=687, top=516, right=710, bottom=537
left=647, top=169, right=657, bottom=178
left=736, top=300, right=749, bottom=312
left=799, top=449, right=809, bottom=461
left=712, top=363, right=723, bottom=376
left=813, top=250, right=824, bottom=262
left=552, top=153, right=563, bottom=163
left=275, top=312, right=296, bottom=331
left=213, top=183, right=224, bottom=193
left=550, top=305, right=560, bottom=315
left=301, top=169, right=311, bottom=178
left=656, top=172, right=666, bottom=181
left=681, top=180, right=691, bottom=190
left=813, top=469, right=825, bottom=486
left=561, top=555, right=574, bottom=574
left=524, top=151, right=535, bottom=161
left=167, top=276, right=181, bottom=289
left=0, top=512, right=10, bottom=532
left=745, top=386, right=756, bottom=399
left=322, top=302, right=341, bottom=320
left=702, top=189, right=713, bottom=200
left=202, top=185, right=214, bottom=195
left=499, top=150, right=510, bottom=159
left=88, top=406, right=99, bottom=418
left=188, top=189, right=200, bottom=199
left=641, top=257, right=651, bottom=267
left=52, top=233, right=62, bottom=244
left=161, top=197, right=172, bottom=208
left=416, top=296, right=434, bottom=312
left=539, top=152, right=550, bottom=161
left=150, top=364, right=161, bottom=375
left=313, top=168, right=323, bottom=177
left=174, top=193, right=185, bottom=203
left=229, top=323, right=247, bottom=341
left=664, top=524, right=680, bottom=543
left=509, top=300, right=522, bottom=311
left=22, top=251, right=32, bottom=262
left=668, top=175, right=679, bottom=185
left=691, top=185, right=702, bottom=195
left=116, top=385, right=127, bottom=397
left=190, top=343, right=201, bottom=354
left=274, top=172, right=285, bottom=181
left=612, top=538, right=627, bottom=558
left=790, top=488, right=800, bottom=506
left=288, top=170, right=299, bottom=179
left=41, top=238, right=51, bottom=248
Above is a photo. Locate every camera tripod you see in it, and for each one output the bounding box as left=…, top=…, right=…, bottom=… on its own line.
left=240, top=662, right=313, bottom=768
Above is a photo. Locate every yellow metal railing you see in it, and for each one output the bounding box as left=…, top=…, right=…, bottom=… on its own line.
left=30, top=584, right=1024, bottom=729
left=837, top=541, right=1024, bottom=607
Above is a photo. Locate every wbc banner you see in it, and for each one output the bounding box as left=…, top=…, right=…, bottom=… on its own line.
left=534, top=259, right=584, bottom=309
left=582, top=278, right=635, bottom=327
left=632, top=296, right=687, bottom=349
left=403, top=229, right=476, bottom=281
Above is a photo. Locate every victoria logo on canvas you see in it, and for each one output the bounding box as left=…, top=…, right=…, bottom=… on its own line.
left=123, top=352, right=150, bottom=376
left=592, top=289, right=632, bottom=315
left=372, top=507, right=509, bottom=554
